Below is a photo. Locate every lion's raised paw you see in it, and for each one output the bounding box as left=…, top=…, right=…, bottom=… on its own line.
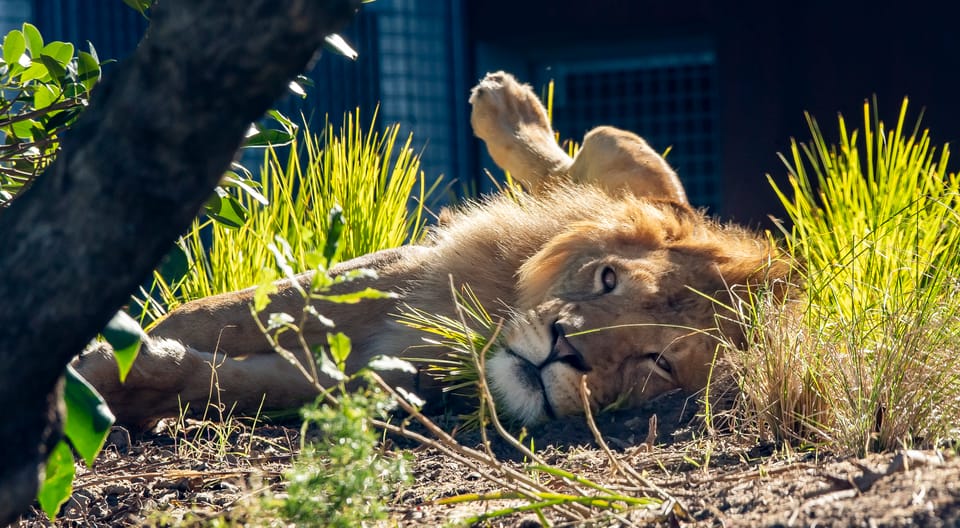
left=469, top=71, right=571, bottom=190
left=469, top=71, right=551, bottom=138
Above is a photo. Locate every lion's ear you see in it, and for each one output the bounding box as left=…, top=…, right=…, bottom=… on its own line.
left=712, top=240, right=797, bottom=304
left=569, top=126, right=688, bottom=204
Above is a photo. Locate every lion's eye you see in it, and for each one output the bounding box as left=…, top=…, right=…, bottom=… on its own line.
left=648, top=353, right=672, bottom=374
left=600, top=266, right=617, bottom=293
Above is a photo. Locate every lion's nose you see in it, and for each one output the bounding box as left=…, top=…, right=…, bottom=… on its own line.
left=543, top=322, right=591, bottom=371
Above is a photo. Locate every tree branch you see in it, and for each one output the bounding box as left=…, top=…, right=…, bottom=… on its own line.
left=0, top=0, right=359, bottom=523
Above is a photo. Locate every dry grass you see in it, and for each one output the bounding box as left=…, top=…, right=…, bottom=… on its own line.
left=719, top=98, right=960, bottom=455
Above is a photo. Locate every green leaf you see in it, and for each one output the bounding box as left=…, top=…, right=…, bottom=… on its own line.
left=395, top=386, right=426, bottom=408
left=243, top=128, right=295, bottom=148
left=323, top=34, right=358, bottom=60
left=156, top=244, right=189, bottom=285
left=63, top=82, right=83, bottom=100
left=101, top=311, right=145, bottom=382
left=317, top=287, right=395, bottom=304
left=295, top=74, right=314, bottom=89
left=37, top=441, right=75, bottom=518
left=3, top=29, right=26, bottom=67
left=367, top=355, right=417, bottom=374
left=310, top=267, right=334, bottom=292
left=22, top=23, right=43, bottom=55
left=43, top=106, right=82, bottom=133
left=222, top=173, right=268, bottom=205
left=205, top=188, right=248, bottom=228
left=63, top=364, right=114, bottom=465
left=327, top=332, right=352, bottom=370
left=304, top=250, right=326, bottom=273
left=323, top=205, right=345, bottom=267
left=335, top=268, right=378, bottom=283
left=40, top=41, right=74, bottom=68
left=122, top=0, right=152, bottom=18
left=86, top=40, right=100, bottom=64
left=33, top=83, right=60, bottom=110
left=267, top=236, right=300, bottom=286
left=253, top=269, right=280, bottom=312
left=77, top=51, right=101, bottom=93
left=267, top=312, right=295, bottom=332
left=37, top=54, right=66, bottom=84
left=304, top=305, right=335, bottom=327
left=266, top=109, right=297, bottom=134
left=18, top=60, right=49, bottom=83
left=316, top=346, right=346, bottom=381
left=9, top=118, right=39, bottom=140
left=287, top=80, right=307, bottom=98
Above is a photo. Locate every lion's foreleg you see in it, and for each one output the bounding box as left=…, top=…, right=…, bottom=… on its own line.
left=469, top=71, right=572, bottom=192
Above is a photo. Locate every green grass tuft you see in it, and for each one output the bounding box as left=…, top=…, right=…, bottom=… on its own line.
left=728, top=98, right=960, bottom=454
left=138, top=110, right=431, bottom=326
left=397, top=286, right=497, bottom=399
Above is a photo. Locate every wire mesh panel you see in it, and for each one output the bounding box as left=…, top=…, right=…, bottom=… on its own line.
left=548, top=52, right=720, bottom=211
left=367, top=0, right=468, bottom=195
left=277, top=0, right=469, bottom=199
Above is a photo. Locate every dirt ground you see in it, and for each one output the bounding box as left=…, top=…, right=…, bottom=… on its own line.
left=11, top=391, right=960, bottom=527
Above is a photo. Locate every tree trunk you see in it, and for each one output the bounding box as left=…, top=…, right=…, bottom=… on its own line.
left=0, top=0, right=359, bottom=523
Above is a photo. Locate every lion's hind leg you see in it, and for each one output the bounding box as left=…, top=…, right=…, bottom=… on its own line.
left=72, top=338, right=318, bottom=428
left=570, top=126, right=688, bottom=204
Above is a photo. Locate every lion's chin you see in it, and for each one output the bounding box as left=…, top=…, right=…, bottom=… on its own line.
left=485, top=348, right=552, bottom=425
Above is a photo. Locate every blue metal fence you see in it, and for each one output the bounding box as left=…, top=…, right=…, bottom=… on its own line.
left=9, top=2, right=713, bottom=208
left=30, top=0, right=145, bottom=62
left=364, top=0, right=469, bottom=196
left=11, top=1, right=469, bottom=199
left=0, top=0, right=31, bottom=35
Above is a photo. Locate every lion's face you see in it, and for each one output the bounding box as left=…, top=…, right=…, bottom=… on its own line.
left=486, top=198, right=783, bottom=424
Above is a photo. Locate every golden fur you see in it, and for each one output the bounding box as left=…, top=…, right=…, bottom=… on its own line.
left=73, top=72, right=789, bottom=427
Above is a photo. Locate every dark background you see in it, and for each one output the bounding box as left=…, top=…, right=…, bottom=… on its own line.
left=11, top=0, right=958, bottom=226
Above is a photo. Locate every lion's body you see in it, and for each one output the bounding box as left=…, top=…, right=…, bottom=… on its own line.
left=148, top=187, right=605, bottom=377
left=74, top=72, right=790, bottom=427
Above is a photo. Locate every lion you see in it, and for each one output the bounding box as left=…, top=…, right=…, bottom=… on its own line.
left=73, top=72, right=790, bottom=428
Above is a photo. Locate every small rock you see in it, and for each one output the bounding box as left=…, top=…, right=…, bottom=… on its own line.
left=213, top=495, right=236, bottom=507
left=90, top=501, right=110, bottom=518
left=215, top=481, right=239, bottom=492
left=103, top=484, right=130, bottom=496
left=106, top=426, right=132, bottom=453
left=194, top=492, right=215, bottom=504
left=61, top=495, right=88, bottom=520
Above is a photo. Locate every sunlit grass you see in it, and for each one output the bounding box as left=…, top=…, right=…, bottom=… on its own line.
left=137, top=110, right=432, bottom=326
left=726, top=98, right=960, bottom=454
left=396, top=285, right=497, bottom=406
